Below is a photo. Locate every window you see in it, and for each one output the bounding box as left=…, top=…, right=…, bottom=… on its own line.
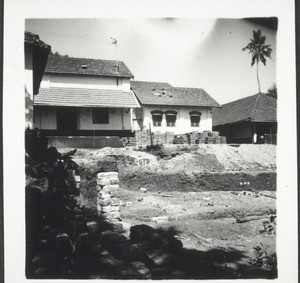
left=189, top=111, right=202, bottom=127
left=93, top=108, right=109, bottom=124
left=165, top=110, right=177, bottom=127
left=190, top=116, right=200, bottom=127
left=151, top=110, right=163, bottom=127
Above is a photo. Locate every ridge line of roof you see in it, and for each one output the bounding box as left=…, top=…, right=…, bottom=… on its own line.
left=172, top=86, right=205, bottom=90
left=39, top=86, right=134, bottom=92
left=48, top=55, right=127, bottom=64
left=43, top=70, right=133, bottom=78
left=131, top=80, right=172, bottom=85
left=45, top=55, right=134, bottom=78
left=221, top=93, right=259, bottom=106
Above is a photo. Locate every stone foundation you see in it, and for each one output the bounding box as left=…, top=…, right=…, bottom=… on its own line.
left=97, top=172, right=121, bottom=221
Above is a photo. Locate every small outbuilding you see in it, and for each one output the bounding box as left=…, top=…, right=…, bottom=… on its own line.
left=212, top=93, right=277, bottom=144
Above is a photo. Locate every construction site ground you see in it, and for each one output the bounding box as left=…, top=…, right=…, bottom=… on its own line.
left=69, top=144, right=277, bottom=277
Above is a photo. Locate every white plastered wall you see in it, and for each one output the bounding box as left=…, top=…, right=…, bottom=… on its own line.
left=40, top=74, right=131, bottom=91
left=78, top=107, right=131, bottom=130
left=34, top=106, right=57, bottom=129
left=141, top=105, right=213, bottom=134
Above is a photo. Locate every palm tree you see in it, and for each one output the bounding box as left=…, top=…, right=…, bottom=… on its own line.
left=242, top=29, right=272, bottom=93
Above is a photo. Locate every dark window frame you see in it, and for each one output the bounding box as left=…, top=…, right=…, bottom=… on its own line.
left=189, top=111, right=202, bottom=127
left=151, top=110, right=163, bottom=127
left=165, top=110, right=178, bottom=127
left=92, top=108, right=109, bottom=124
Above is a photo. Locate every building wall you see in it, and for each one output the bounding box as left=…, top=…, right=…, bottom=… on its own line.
left=34, top=106, right=57, bottom=129
left=136, top=105, right=213, bottom=134
left=41, top=74, right=131, bottom=91
left=34, top=106, right=132, bottom=131
left=25, top=48, right=34, bottom=129
left=36, top=73, right=133, bottom=132
left=78, top=108, right=131, bottom=130
left=231, top=122, right=252, bottom=139
left=213, top=121, right=253, bottom=143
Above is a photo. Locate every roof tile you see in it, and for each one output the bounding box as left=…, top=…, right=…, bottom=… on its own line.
left=212, top=93, right=277, bottom=126
left=25, top=31, right=51, bottom=49
left=35, top=87, right=140, bottom=108
left=131, top=81, right=220, bottom=107
left=45, top=55, right=134, bottom=78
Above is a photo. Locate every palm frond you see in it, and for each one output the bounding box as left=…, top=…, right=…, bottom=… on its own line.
left=251, top=53, right=258, bottom=66
left=262, top=49, right=272, bottom=59
left=261, top=55, right=267, bottom=65
left=260, top=35, right=266, bottom=45
left=243, top=29, right=273, bottom=66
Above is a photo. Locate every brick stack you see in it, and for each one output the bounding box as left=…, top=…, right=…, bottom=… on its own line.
left=120, top=137, right=136, bottom=147
left=165, top=132, right=175, bottom=144
left=153, top=131, right=163, bottom=145
left=213, top=136, right=221, bottom=144
left=188, top=132, right=197, bottom=145
left=121, top=130, right=227, bottom=147
left=96, top=172, right=121, bottom=221
left=173, top=134, right=188, bottom=144
left=220, top=136, right=227, bottom=144
left=135, top=129, right=152, bottom=147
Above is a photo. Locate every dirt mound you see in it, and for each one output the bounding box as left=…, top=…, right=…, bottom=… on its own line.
left=160, top=152, right=225, bottom=172
left=200, top=144, right=276, bottom=171
left=69, top=144, right=276, bottom=207
left=71, top=144, right=276, bottom=174
left=119, top=170, right=276, bottom=192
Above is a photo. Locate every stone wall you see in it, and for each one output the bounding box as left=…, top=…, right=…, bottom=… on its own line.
left=96, top=172, right=121, bottom=221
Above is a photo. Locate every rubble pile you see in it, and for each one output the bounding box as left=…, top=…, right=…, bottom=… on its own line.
left=261, top=215, right=277, bottom=235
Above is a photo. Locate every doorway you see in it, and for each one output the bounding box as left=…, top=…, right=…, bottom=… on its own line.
left=57, top=107, right=78, bottom=132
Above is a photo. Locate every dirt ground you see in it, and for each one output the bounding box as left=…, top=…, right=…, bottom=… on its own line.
left=119, top=188, right=276, bottom=272
left=68, top=144, right=277, bottom=277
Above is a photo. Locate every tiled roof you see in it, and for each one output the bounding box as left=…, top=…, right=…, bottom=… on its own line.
left=45, top=55, right=134, bottom=78
left=131, top=81, right=220, bottom=107
left=212, top=93, right=277, bottom=126
left=34, top=87, right=140, bottom=108
left=25, top=31, right=51, bottom=49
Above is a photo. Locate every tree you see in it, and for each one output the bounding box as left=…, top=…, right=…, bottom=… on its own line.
left=49, top=51, right=68, bottom=57
left=265, top=83, right=277, bottom=99
left=242, top=29, right=272, bottom=93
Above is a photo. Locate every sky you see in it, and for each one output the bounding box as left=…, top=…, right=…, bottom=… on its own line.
left=26, top=18, right=277, bottom=104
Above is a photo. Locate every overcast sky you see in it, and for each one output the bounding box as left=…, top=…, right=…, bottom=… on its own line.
left=26, top=18, right=277, bottom=104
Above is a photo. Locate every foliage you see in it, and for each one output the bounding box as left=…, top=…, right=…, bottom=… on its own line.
left=264, top=83, right=277, bottom=99
left=242, top=30, right=272, bottom=93
left=242, top=30, right=272, bottom=66
left=49, top=51, right=68, bottom=57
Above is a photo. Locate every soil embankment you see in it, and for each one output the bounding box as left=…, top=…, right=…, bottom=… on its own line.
left=71, top=144, right=276, bottom=206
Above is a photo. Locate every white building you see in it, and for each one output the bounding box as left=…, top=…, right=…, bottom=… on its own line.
left=34, top=55, right=140, bottom=137
left=33, top=54, right=221, bottom=148
left=131, top=81, right=220, bottom=134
